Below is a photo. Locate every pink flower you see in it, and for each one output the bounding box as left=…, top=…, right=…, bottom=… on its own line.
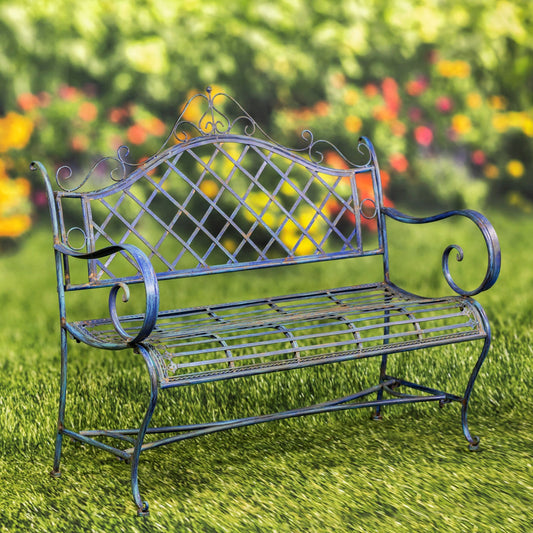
left=436, top=96, right=453, bottom=113
left=408, top=107, right=423, bottom=122
left=414, top=126, right=433, bottom=146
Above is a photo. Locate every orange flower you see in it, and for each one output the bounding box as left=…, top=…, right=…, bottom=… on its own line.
left=313, top=101, right=330, bottom=117
left=489, top=95, right=507, bottom=111
left=363, top=84, right=379, bottom=97
left=127, top=124, right=147, bottom=145
left=483, top=164, right=499, bottom=179
left=140, top=117, right=166, bottom=136
left=373, top=106, right=396, bottom=122
left=71, top=134, right=89, bottom=152
left=17, top=93, right=40, bottom=112
left=324, top=151, right=349, bottom=170
left=78, top=101, right=98, bottom=122
left=389, top=153, right=408, bottom=173
left=390, top=120, right=406, bottom=137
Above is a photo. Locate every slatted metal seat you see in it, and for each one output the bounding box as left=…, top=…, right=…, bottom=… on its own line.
left=74, top=283, right=486, bottom=387
left=32, top=88, right=500, bottom=516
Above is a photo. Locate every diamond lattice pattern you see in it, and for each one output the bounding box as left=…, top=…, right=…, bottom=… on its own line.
left=85, top=142, right=378, bottom=282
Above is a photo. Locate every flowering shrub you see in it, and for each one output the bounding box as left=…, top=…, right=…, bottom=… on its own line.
left=0, top=112, right=34, bottom=244
left=273, top=54, right=533, bottom=212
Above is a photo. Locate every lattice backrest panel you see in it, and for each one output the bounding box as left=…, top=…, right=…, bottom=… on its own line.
left=53, top=90, right=385, bottom=289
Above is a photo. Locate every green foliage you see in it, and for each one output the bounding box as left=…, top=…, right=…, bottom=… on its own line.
left=1, top=0, right=532, bottom=234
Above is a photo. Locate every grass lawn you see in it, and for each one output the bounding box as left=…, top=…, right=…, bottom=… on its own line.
left=0, top=208, right=531, bottom=532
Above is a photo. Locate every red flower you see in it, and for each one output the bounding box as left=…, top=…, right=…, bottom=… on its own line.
left=436, top=96, right=453, bottom=113
left=414, top=126, right=433, bottom=146
left=471, top=150, right=486, bottom=166
left=405, top=76, right=428, bottom=97
left=109, top=107, right=129, bottom=124
left=58, top=85, right=80, bottom=101
left=382, top=77, right=401, bottom=114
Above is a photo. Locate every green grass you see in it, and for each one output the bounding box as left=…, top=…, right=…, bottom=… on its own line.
left=0, top=209, right=532, bottom=532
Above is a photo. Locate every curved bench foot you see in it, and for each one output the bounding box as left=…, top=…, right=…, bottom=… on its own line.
left=467, top=436, right=481, bottom=452
left=136, top=501, right=150, bottom=517
left=462, top=318, right=490, bottom=452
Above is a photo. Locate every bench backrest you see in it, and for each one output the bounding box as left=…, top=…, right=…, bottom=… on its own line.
left=43, top=90, right=388, bottom=291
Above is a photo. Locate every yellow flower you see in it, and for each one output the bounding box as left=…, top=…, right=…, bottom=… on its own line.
left=489, top=95, right=507, bottom=111
left=222, top=237, right=237, bottom=254
left=437, top=60, right=470, bottom=78
left=0, top=112, right=34, bottom=153
left=344, top=115, right=362, bottom=133
left=492, top=114, right=509, bottom=133
left=483, top=164, right=499, bottom=180
left=506, top=160, right=524, bottom=179
left=522, top=117, right=533, bottom=137
left=343, top=89, right=359, bottom=106
left=466, top=93, right=482, bottom=109
left=199, top=179, right=219, bottom=199
left=0, top=214, right=31, bottom=238
left=280, top=181, right=297, bottom=197
left=451, top=114, right=472, bottom=135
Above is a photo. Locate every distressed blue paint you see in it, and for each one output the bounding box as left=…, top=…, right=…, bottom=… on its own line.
left=31, top=88, right=501, bottom=515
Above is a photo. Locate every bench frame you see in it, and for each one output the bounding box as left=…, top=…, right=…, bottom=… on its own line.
left=31, top=88, right=501, bottom=516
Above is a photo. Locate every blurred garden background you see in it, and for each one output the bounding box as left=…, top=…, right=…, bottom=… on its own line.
left=1, top=0, right=532, bottom=531
left=0, top=0, right=532, bottom=245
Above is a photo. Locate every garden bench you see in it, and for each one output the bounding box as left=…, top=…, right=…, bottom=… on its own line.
left=31, top=88, right=501, bottom=516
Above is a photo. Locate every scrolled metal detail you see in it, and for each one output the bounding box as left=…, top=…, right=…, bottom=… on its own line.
left=53, top=242, right=160, bottom=344
left=109, top=282, right=133, bottom=342
left=54, top=146, right=131, bottom=192
left=360, top=198, right=377, bottom=220
left=50, top=89, right=377, bottom=194
left=383, top=207, right=501, bottom=297
left=66, top=227, right=87, bottom=251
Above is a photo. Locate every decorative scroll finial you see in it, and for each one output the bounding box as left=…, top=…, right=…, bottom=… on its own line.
left=46, top=89, right=375, bottom=193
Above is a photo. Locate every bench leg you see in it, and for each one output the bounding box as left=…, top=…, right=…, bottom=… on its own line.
left=51, top=329, right=68, bottom=478
left=374, top=309, right=391, bottom=420
left=131, top=345, right=159, bottom=517
left=462, top=329, right=491, bottom=451
left=373, top=354, right=388, bottom=420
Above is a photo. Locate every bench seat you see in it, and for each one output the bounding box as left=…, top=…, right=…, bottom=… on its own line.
left=71, top=282, right=487, bottom=387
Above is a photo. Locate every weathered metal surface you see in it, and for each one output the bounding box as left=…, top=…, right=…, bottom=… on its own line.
left=31, top=87, right=501, bottom=515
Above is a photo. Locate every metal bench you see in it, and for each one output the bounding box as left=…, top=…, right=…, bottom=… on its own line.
left=31, top=88, right=501, bottom=516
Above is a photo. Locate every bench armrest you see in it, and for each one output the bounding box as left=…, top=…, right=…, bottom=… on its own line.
left=382, top=207, right=501, bottom=296
left=55, top=242, right=160, bottom=344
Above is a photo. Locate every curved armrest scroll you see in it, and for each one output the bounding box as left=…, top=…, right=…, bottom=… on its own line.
left=383, top=207, right=501, bottom=296
left=54, top=242, right=160, bottom=343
